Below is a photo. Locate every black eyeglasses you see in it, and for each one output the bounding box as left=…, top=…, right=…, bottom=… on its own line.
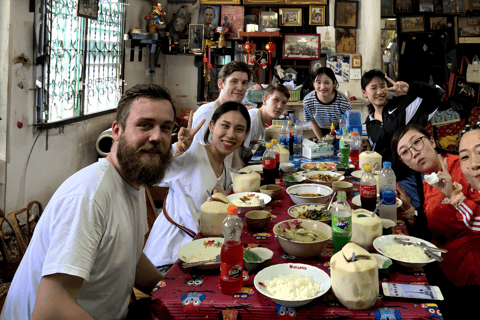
left=399, top=136, right=428, bottom=161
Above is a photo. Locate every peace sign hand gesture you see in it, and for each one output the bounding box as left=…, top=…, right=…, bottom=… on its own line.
left=435, top=154, right=454, bottom=199
left=176, top=110, right=206, bottom=153
left=383, top=75, right=409, bottom=96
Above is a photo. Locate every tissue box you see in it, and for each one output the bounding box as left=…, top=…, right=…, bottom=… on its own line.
left=302, top=143, right=334, bottom=159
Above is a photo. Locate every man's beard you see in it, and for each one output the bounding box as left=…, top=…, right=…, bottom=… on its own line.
left=117, top=134, right=173, bottom=186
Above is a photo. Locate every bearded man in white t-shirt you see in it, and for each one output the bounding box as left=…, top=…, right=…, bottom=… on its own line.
left=0, top=84, right=202, bottom=320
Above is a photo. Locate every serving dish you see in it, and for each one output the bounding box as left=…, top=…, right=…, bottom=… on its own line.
left=373, top=235, right=439, bottom=269
left=177, top=237, right=224, bottom=270
left=273, top=219, right=332, bottom=258
left=288, top=203, right=331, bottom=224
left=286, top=184, right=333, bottom=205
left=300, top=162, right=336, bottom=172
left=303, top=170, right=344, bottom=187
left=254, top=263, right=331, bottom=307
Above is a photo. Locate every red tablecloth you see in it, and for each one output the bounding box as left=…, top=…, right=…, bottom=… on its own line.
left=151, top=178, right=443, bottom=320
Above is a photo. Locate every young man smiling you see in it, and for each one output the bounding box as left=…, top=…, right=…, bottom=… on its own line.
left=0, top=85, right=199, bottom=320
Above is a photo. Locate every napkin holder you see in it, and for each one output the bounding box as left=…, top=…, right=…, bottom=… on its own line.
left=302, top=139, right=334, bottom=159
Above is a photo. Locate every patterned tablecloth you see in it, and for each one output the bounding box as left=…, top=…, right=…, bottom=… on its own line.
left=151, top=174, right=444, bottom=320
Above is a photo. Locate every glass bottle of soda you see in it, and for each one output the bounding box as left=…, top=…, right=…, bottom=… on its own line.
left=262, top=142, right=276, bottom=185
left=220, top=205, right=244, bottom=295
left=360, top=164, right=377, bottom=211
left=271, top=139, right=281, bottom=179
left=332, top=191, right=352, bottom=254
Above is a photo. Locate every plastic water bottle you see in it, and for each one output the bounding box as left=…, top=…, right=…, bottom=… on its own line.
left=332, top=191, right=352, bottom=254
left=293, top=120, right=303, bottom=158
left=349, top=130, right=361, bottom=171
left=280, top=120, right=289, bottom=147
left=286, top=121, right=294, bottom=156
left=379, top=161, right=397, bottom=223
left=220, top=205, right=244, bottom=295
left=360, top=164, right=377, bottom=212
left=262, top=142, right=276, bottom=185
left=339, top=114, right=348, bottom=134
left=271, top=139, right=280, bottom=179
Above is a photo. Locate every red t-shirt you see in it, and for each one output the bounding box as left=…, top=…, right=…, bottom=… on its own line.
left=423, top=153, right=480, bottom=287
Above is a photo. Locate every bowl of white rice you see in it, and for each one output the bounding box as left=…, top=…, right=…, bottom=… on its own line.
left=254, top=263, right=331, bottom=307
left=373, top=235, right=440, bottom=269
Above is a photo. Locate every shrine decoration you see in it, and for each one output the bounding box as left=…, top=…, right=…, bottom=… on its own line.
left=243, top=40, right=254, bottom=66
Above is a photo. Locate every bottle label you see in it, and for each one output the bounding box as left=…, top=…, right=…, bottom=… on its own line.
left=263, top=158, right=275, bottom=169
left=294, top=135, right=302, bottom=144
left=221, top=263, right=243, bottom=281
left=360, top=185, right=376, bottom=198
left=380, top=189, right=396, bottom=205
left=280, top=136, right=286, bottom=145
left=275, top=153, right=280, bottom=163
left=332, top=215, right=352, bottom=234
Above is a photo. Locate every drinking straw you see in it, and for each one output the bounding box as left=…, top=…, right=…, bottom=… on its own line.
left=371, top=200, right=384, bottom=217
left=206, top=190, right=214, bottom=200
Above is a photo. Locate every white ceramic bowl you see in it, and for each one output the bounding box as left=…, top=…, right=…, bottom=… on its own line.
left=303, top=170, right=345, bottom=187
left=286, top=184, right=333, bottom=205
left=177, top=237, right=223, bottom=270
left=227, top=192, right=272, bottom=214
left=288, top=203, right=331, bottom=224
left=373, top=235, right=439, bottom=269
left=254, top=263, right=331, bottom=307
left=280, top=162, right=295, bottom=172
left=273, top=219, right=332, bottom=258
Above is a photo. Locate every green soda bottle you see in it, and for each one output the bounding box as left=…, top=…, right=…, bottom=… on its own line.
left=331, top=191, right=352, bottom=254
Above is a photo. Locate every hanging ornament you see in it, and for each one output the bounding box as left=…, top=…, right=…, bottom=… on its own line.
left=243, top=41, right=253, bottom=66
left=207, top=46, right=212, bottom=69
left=265, top=41, right=276, bottom=67
left=259, top=58, right=268, bottom=69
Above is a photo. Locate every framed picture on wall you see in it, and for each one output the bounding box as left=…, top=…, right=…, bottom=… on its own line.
left=472, top=0, right=480, bottom=10
left=280, top=8, right=302, bottom=27
left=452, top=75, right=479, bottom=103
left=200, top=0, right=240, bottom=4
left=420, top=0, right=434, bottom=12
left=384, top=19, right=396, bottom=30
left=197, top=5, right=220, bottom=39
left=283, top=34, right=320, bottom=60
left=336, top=29, right=356, bottom=53
left=443, top=0, right=464, bottom=13
left=430, top=17, right=447, bottom=30
left=381, top=0, right=395, bottom=17
left=396, top=0, right=413, bottom=13
left=400, top=16, right=425, bottom=33
left=260, top=11, right=279, bottom=31
left=76, top=0, right=99, bottom=20
left=456, top=16, right=480, bottom=43
left=309, top=6, right=326, bottom=26
left=188, top=24, right=205, bottom=52
left=335, top=1, right=359, bottom=29
left=285, top=0, right=328, bottom=4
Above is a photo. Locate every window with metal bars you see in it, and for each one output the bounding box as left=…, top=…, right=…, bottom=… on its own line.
left=35, top=0, right=125, bottom=127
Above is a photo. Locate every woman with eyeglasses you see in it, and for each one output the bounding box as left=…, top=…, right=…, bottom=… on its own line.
left=391, top=124, right=480, bottom=318
left=144, top=102, right=251, bottom=275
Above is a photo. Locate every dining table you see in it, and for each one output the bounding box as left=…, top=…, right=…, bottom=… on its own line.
left=151, top=156, right=444, bottom=320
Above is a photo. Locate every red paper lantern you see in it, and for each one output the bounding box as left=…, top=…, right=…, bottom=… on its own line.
left=265, top=41, right=276, bottom=66
left=243, top=42, right=253, bottom=52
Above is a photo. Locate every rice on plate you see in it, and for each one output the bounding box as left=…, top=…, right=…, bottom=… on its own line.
left=264, top=274, right=320, bottom=300
left=382, top=244, right=429, bottom=263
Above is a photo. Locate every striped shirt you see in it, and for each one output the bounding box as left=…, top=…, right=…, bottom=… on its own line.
left=303, top=90, right=352, bottom=129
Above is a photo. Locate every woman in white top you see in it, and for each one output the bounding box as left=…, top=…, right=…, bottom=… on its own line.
left=144, top=101, right=250, bottom=273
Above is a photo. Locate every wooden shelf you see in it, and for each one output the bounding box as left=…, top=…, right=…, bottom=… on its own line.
left=239, top=31, right=282, bottom=38
left=287, top=101, right=303, bottom=106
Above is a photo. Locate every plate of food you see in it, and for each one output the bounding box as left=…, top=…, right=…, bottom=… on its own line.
left=227, top=192, right=272, bottom=207
left=288, top=204, right=332, bottom=223
left=352, top=195, right=402, bottom=208
left=300, top=162, right=337, bottom=172
left=303, top=171, right=344, bottom=187
left=178, top=237, right=224, bottom=270
left=373, top=235, right=440, bottom=268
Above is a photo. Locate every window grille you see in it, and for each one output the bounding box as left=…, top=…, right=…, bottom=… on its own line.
left=35, top=0, right=125, bottom=125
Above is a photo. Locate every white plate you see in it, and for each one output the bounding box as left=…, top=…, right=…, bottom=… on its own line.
left=351, top=170, right=381, bottom=179
left=265, top=28, right=280, bottom=32
left=245, top=164, right=263, bottom=173
left=373, top=235, right=439, bottom=269
left=254, top=263, right=331, bottom=307
left=227, top=192, right=272, bottom=207
left=300, top=162, right=337, bottom=171
left=352, top=195, right=402, bottom=208
left=177, top=237, right=224, bottom=270
left=303, top=171, right=345, bottom=184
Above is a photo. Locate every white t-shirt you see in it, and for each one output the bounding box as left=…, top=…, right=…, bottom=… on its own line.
left=144, top=142, right=231, bottom=267
left=192, top=101, right=218, bottom=145
left=243, top=108, right=264, bottom=155
left=0, top=159, right=148, bottom=320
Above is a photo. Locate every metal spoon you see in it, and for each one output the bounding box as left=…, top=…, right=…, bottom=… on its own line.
left=423, top=248, right=443, bottom=262
left=326, top=192, right=337, bottom=211
left=417, top=241, right=448, bottom=253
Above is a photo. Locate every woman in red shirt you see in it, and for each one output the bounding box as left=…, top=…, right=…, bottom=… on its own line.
left=391, top=124, right=480, bottom=317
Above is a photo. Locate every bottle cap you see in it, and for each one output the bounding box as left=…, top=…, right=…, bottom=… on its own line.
left=338, top=191, right=347, bottom=198
left=363, top=164, right=372, bottom=171
left=284, top=120, right=288, bottom=124
left=383, top=161, right=391, bottom=167
left=351, top=131, right=357, bottom=136
left=272, top=139, right=278, bottom=144
left=330, top=122, right=335, bottom=130
left=227, top=205, right=238, bottom=215
left=296, top=120, right=301, bottom=123
left=266, top=142, right=272, bottom=148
